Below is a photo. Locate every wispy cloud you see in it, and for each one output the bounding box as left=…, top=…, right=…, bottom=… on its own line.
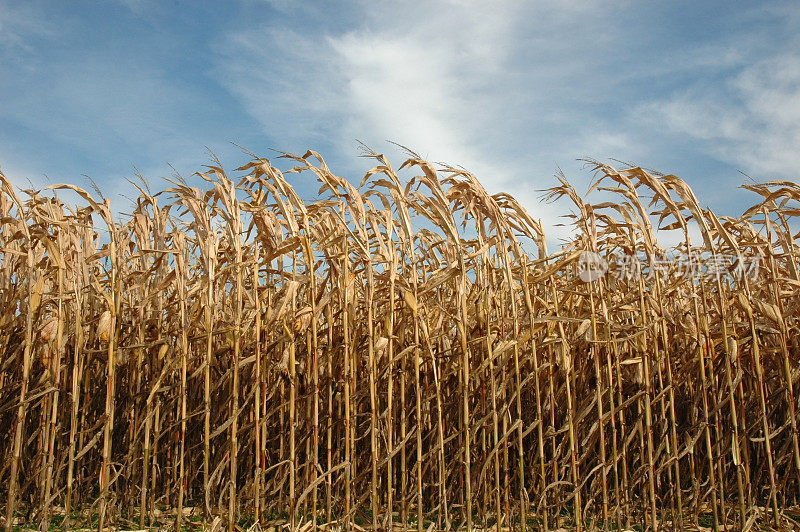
left=648, top=52, right=800, bottom=178
left=0, top=1, right=54, bottom=54
left=214, top=1, right=626, bottom=239
left=0, top=1, right=258, bottom=202
left=216, top=1, right=616, bottom=168
left=2, top=0, right=799, bottom=239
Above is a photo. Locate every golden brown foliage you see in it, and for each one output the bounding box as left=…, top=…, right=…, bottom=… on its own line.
left=1, top=152, right=799, bottom=531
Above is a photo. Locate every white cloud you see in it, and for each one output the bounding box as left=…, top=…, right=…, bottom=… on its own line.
left=6, top=0, right=796, bottom=250
left=213, top=1, right=624, bottom=244
left=647, top=53, right=800, bottom=178
left=328, top=28, right=488, bottom=169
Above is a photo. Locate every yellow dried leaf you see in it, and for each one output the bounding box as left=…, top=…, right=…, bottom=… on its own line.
left=98, top=310, right=112, bottom=342
left=293, top=306, right=313, bottom=333
left=30, top=275, right=45, bottom=314
left=403, top=291, right=418, bottom=314
left=41, top=317, right=58, bottom=343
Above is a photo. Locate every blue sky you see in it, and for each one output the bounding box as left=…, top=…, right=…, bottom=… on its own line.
left=1, top=0, right=799, bottom=237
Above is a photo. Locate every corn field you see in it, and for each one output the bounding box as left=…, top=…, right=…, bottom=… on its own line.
left=1, top=149, right=800, bottom=531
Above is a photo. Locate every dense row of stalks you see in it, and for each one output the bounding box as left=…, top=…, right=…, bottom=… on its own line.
left=1, top=148, right=799, bottom=531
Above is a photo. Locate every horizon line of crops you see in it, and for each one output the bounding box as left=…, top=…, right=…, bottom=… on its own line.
left=1, top=147, right=799, bottom=531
